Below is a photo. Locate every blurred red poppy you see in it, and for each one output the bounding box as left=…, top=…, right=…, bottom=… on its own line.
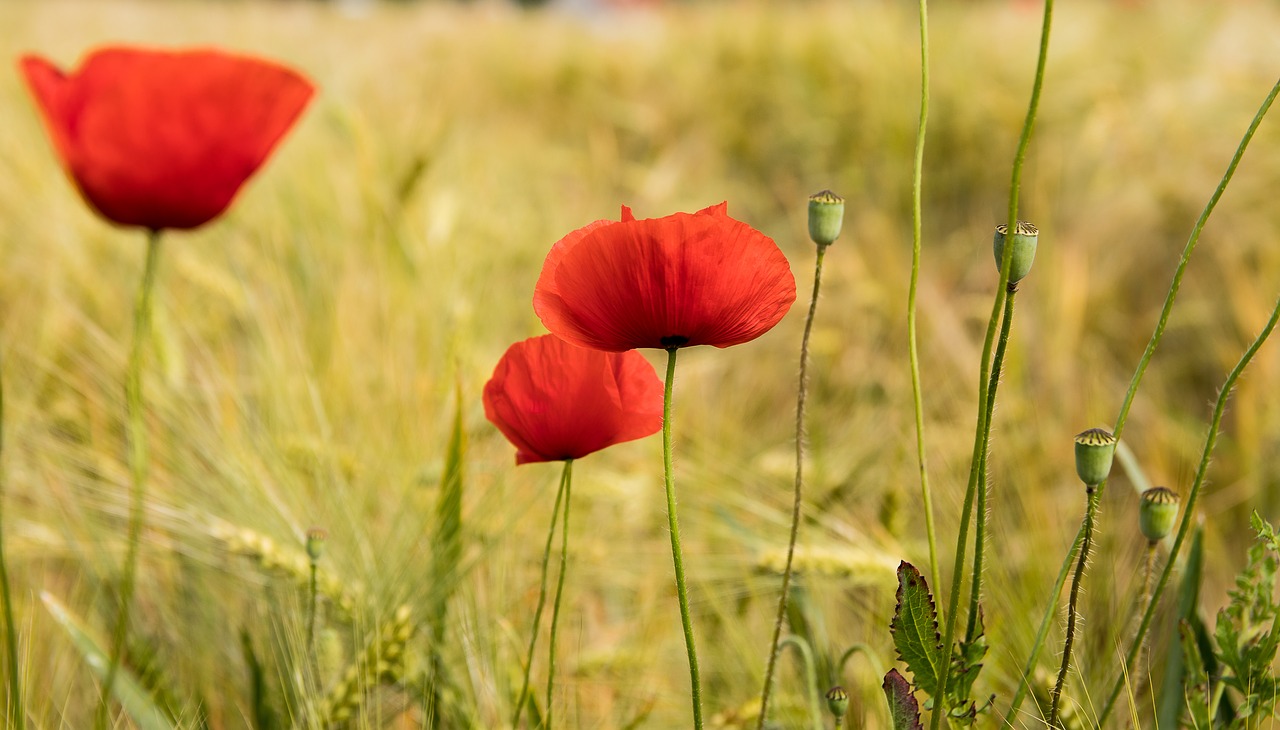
left=19, top=46, right=314, bottom=231
left=484, top=335, right=663, bottom=465
left=534, top=203, right=796, bottom=351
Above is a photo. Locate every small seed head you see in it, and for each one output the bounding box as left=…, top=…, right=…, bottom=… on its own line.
left=1140, top=487, right=1180, bottom=542
left=1073, top=427, right=1117, bottom=486
left=826, top=685, right=849, bottom=719
left=992, top=220, right=1039, bottom=284
left=808, top=190, right=845, bottom=247
left=306, top=528, right=328, bottom=562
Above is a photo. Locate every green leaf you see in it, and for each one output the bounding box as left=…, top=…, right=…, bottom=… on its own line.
left=1159, top=523, right=1206, bottom=730
left=890, top=561, right=943, bottom=699
left=41, top=592, right=176, bottom=730
left=427, top=380, right=466, bottom=645
left=1179, top=621, right=1212, bottom=730
left=883, top=668, right=924, bottom=730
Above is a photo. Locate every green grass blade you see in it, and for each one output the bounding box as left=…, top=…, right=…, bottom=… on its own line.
left=428, top=380, right=466, bottom=644
left=40, top=592, right=176, bottom=730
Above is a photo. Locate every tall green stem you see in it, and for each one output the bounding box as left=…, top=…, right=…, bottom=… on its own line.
left=933, top=3, right=1052, bottom=726
left=0, top=329, right=22, bottom=728
left=545, top=460, right=573, bottom=729
left=1004, top=73, right=1280, bottom=726
left=777, top=635, right=822, bottom=730
left=96, top=230, right=162, bottom=730
left=511, top=462, right=570, bottom=729
left=662, top=348, right=702, bottom=729
left=967, top=288, right=1017, bottom=642
left=1049, top=485, right=1100, bottom=725
left=908, top=0, right=939, bottom=595
left=1097, top=296, right=1280, bottom=725
left=757, top=244, right=827, bottom=728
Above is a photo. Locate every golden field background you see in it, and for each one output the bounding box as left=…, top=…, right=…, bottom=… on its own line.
left=1, top=0, right=1279, bottom=726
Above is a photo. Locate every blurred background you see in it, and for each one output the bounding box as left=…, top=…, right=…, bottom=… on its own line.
left=1, top=0, right=1279, bottom=727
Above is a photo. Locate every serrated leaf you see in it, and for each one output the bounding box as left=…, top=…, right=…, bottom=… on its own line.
left=891, top=561, right=943, bottom=699
left=883, top=669, right=924, bottom=730
left=951, top=606, right=987, bottom=706
left=1179, top=621, right=1212, bottom=730
left=41, top=592, right=177, bottom=730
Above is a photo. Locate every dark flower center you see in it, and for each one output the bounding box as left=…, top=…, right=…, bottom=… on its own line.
left=661, top=335, right=690, bottom=348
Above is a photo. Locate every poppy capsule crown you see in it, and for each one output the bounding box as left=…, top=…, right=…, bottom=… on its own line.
left=20, top=46, right=314, bottom=231
left=1073, top=427, right=1117, bottom=486
left=533, top=203, right=797, bottom=352
left=483, top=335, right=664, bottom=465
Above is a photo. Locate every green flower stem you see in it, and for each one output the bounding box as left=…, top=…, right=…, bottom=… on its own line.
left=778, top=635, right=822, bottom=730
left=908, top=0, right=940, bottom=595
left=1131, top=542, right=1158, bottom=694
left=966, top=287, right=1017, bottom=642
left=837, top=642, right=886, bottom=682
left=934, top=1, right=1052, bottom=725
left=1004, top=72, right=1280, bottom=728
left=307, top=557, right=318, bottom=660
left=1049, top=485, right=1100, bottom=726
left=1002, top=522, right=1085, bottom=725
left=662, top=347, right=702, bottom=729
left=0, top=329, right=22, bottom=728
left=758, top=243, right=828, bottom=728
left=545, top=459, right=574, bottom=729
left=511, top=462, right=570, bottom=729
left=1097, top=296, right=1280, bottom=725
left=97, top=229, right=163, bottom=730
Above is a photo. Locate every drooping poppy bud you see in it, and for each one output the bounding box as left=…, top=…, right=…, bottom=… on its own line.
left=1139, top=487, right=1180, bottom=542
left=992, top=221, right=1039, bottom=284
left=808, top=190, right=844, bottom=247
left=1073, top=427, right=1117, bottom=486
left=20, top=46, right=314, bottom=231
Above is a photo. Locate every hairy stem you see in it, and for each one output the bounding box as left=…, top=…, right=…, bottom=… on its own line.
left=662, top=348, right=703, bottom=729
left=758, top=244, right=827, bottom=727
left=0, top=327, right=21, bottom=728
left=511, top=462, right=570, bottom=729
left=545, top=460, right=574, bottom=729
left=97, top=230, right=163, bottom=730
left=1098, top=296, right=1280, bottom=724
left=1049, top=486, right=1100, bottom=726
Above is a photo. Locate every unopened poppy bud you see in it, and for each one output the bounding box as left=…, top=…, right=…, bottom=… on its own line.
left=992, top=220, right=1039, bottom=284
left=1073, top=428, right=1117, bottom=486
left=808, top=190, right=844, bottom=247
left=306, top=527, right=328, bottom=561
left=1139, top=487, right=1180, bottom=542
left=826, top=685, right=849, bottom=718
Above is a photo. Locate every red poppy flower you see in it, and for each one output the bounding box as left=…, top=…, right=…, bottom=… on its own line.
left=533, top=203, right=796, bottom=351
left=484, top=335, right=664, bottom=465
left=19, top=46, right=314, bottom=231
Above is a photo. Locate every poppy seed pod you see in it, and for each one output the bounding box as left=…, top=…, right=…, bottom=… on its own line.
left=1139, top=487, right=1180, bottom=542
left=992, top=221, right=1039, bottom=284
left=1073, top=428, right=1117, bottom=486
left=826, top=686, right=849, bottom=719
left=306, top=528, right=327, bottom=561
left=808, top=190, right=844, bottom=247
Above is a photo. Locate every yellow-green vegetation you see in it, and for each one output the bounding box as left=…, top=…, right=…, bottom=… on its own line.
left=1, top=0, right=1279, bottom=726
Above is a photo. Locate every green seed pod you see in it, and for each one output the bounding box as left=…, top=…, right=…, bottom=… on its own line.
left=808, top=190, right=845, bottom=247
left=1139, top=487, right=1180, bottom=542
left=306, top=527, right=328, bottom=562
left=826, top=685, right=849, bottom=719
left=1073, top=428, right=1117, bottom=486
left=992, top=220, right=1039, bottom=284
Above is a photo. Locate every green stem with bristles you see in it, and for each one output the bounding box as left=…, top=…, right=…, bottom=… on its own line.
left=511, top=462, right=570, bottom=729
left=908, top=0, right=940, bottom=595
left=0, top=325, right=22, bottom=728
left=662, top=347, right=702, bottom=729
left=1004, top=73, right=1280, bottom=727
left=1098, top=296, right=1280, bottom=725
left=97, top=230, right=163, bottom=730
left=933, top=2, right=1052, bottom=725
left=1049, top=485, right=1100, bottom=725
left=758, top=243, right=827, bottom=728
left=544, top=459, right=573, bottom=729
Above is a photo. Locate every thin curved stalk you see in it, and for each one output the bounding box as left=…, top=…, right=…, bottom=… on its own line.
left=1098, top=296, right=1280, bottom=725
left=545, top=460, right=574, bottom=729
left=934, top=2, right=1053, bottom=725
left=511, top=463, right=570, bottom=729
left=1003, top=72, right=1280, bottom=726
left=758, top=244, right=827, bottom=727
left=967, top=288, right=1017, bottom=642
left=838, top=642, right=887, bottom=682
left=778, top=635, right=822, bottom=730
left=908, top=0, right=940, bottom=594
left=97, top=230, right=163, bottom=730
left=0, top=336, right=22, bottom=728
left=662, top=348, right=703, bottom=729
left=1049, top=486, right=1100, bottom=725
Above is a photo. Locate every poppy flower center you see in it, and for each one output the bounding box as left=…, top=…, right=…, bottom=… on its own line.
left=661, top=335, right=690, bottom=348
